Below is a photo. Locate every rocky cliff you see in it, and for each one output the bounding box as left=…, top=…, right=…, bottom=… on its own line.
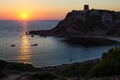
left=30, top=6, right=120, bottom=37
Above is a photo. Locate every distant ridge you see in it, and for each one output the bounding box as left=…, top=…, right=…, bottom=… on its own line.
left=30, top=5, right=120, bottom=37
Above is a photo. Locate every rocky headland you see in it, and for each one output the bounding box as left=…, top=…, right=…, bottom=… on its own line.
left=29, top=5, right=120, bottom=37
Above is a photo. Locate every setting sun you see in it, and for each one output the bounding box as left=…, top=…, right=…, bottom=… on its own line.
left=18, top=10, right=31, bottom=20
left=22, top=14, right=27, bottom=19
left=18, top=12, right=31, bottom=20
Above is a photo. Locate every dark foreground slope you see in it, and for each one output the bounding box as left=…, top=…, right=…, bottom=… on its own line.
left=1, top=47, right=120, bottom=80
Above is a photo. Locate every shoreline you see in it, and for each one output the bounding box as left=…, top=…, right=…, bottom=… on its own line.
left=29, top=30, right=120, bottom=43
left=1, top=47, right=120, bottom=80
left=0, top=58, right=100, bottom=80
left=29, top=30, right=120, bottom=47
left=35, top=58, right=101, bottom=72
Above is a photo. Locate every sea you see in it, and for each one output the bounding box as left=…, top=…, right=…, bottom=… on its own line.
left=0, top=20, right=115, bottom=67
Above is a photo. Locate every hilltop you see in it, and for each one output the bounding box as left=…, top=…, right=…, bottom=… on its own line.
left=29, top=5, right=120, bottom=37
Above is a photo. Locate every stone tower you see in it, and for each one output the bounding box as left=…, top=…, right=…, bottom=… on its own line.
left=84, top=5, right=89, bottom=12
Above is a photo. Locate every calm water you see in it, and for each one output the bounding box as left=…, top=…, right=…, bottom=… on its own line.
left=0, top=20, right=115, bottom=67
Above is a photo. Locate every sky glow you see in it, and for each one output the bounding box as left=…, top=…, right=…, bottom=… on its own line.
left=0, top=0, right=119, bottom=20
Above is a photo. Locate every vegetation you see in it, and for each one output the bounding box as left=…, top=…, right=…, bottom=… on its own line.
left=72, top=15, right=103, bottom=33
left=27, top=72, right=59, bottom=80
left=6, top=62, right=35, bottom=71
left=1, top=47, right=120, bottom=79
left=0, top=60, right=7, bottom=79
left=57, top=63, right=92, bottom=77
left=57, top=47, right=120, bottom=77
left=0, top=60, right=35, bottom=71
left=89, top=47, right=120, bottom=77
left=0, top=60, right=7, bottom=72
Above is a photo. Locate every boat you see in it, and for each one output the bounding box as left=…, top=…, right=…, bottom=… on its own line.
left=31, top=35, right=34, bottom=37
left=11, top=44, right=15, bottom=47
left=31, top=44, right=38, bottom=46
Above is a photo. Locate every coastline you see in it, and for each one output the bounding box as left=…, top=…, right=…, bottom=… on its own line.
left=0, top=58, right=100, bottom=80
left=1, top=46, right=120, bottom=80
left=29, top=30, right=120, bottom=46
left=1, top=57, right=120, bottom=80
left=36, top=58, right=100, bottom=72
left=29, top=30, right=120, bottom=43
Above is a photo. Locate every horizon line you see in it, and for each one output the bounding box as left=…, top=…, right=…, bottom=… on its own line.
left=0, top=19, right=61, bottom=21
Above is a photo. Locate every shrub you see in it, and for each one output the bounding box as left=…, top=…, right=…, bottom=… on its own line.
left=6, top=62, right=35, bottom=71
left=58, top=63, right=91, bottom=77
left=27, top=72, right=59, bottom=80
left=89, top=48, right=120, bottom=77
left=0, top=60, right=7, bottom=72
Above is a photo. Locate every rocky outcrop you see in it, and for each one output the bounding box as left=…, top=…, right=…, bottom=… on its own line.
left=29, top=6, right=120, bottom=37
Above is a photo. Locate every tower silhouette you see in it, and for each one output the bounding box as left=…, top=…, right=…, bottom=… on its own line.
left=84, top=5, right=89, bottom=12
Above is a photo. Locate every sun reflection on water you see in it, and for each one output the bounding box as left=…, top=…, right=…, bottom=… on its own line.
left=18, top=21, right=31, bottom=64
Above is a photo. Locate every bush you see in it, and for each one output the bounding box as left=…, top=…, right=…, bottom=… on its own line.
left=89, top=48, right=120, bottom=77
left=58, top=63, right=91, bottom=77
left=27, top=72, right=59, bottom=80
left=6, top=62, right=35, bottom=71
left=0, top=60, right=7, bottom=72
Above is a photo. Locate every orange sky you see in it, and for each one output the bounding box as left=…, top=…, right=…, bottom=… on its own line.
left=0, top=0, right=120, bottom=20
left=0, top=7, right=66, bottom=20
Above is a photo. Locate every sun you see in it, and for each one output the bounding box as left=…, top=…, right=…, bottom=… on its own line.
left=18, top=10, right=31, bottom=20
left=22, top=13, right=27, bottom=19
